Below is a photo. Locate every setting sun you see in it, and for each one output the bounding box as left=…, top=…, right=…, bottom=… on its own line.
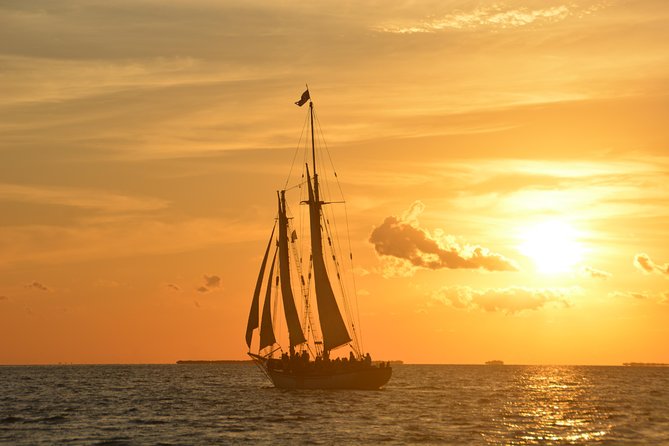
left=519, top=221, right=584, bottom=274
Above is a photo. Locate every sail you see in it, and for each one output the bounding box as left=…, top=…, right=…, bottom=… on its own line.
left=306, top=168, right=351, bottom=351
left=246, top=224, right=276, bottom=348
left=259, top=247, right=278, bottom=350
left=278, top=191, right=307, bottom=347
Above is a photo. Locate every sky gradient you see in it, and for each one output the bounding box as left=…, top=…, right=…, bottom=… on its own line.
left=1, top=0, right=668, bottom=365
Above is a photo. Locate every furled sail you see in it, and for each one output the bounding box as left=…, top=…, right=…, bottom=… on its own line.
left=259, top=247, right=278, bottom=350
left=278, top=191, right=307, bottom=347
left=246, top=224, right=276, bottom=348
left=306, top=168, right=351, bottom=351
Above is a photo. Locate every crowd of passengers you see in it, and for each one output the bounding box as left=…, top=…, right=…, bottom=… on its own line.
left=267, top=348, right=390, bottom=373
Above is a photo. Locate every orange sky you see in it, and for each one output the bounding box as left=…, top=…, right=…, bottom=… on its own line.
left=1, top=0, right=668, bottom=365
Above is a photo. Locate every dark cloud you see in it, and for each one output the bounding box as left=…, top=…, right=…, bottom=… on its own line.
left=433, top=285, right=577, bottom=314
left=203, top=275, right=221, bottom=288
left=0, top=295, right=7, bottom=301
left=166, top=283, right=180, bottom=291
left=580, top=266, right=612, bottom=280
left=369, top=201, right=518, bottom=273
left=194, top=274, right=221, bottom=293
left=25, top=281, right=49, bottom=292
left=634, top=253, right=669, bottom=277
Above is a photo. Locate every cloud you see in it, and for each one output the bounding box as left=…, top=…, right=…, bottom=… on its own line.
left=433, top=285, right=578, bottom=314
left=580, top=266, right=612, bottom=280
left=375, top=4, right=575, bottom=34
left=25, top=281, right=49, bottom=292
left=634, top=253, right=669, bottom=277
left=376, top=256, right=418, bottom=279
left=196, top=274, right=222, bottom=293
left=0, top=295, right=7, bottom=301
left=0, top=183, right=168, bottom=213
left=609, top=291, right=669, bottom=304
left=369, top=201, right=518, bottom=274
left=166, top=283, right=180, bottom=292
left=203, top=275, right=221, bottom=288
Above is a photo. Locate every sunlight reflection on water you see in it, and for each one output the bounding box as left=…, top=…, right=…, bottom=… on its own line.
left=484, top=366, right=611, bottom=444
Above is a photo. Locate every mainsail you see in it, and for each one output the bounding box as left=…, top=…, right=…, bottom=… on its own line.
left=277, top=191, right=307, bottom=347
left=306, top=167, right=352, bottom=351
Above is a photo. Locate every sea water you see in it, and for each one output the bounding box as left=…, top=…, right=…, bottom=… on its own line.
left=1, top=364, right=668, bottom=444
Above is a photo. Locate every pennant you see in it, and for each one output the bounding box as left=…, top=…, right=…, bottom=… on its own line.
left=295, top=89, right=310, bottom=107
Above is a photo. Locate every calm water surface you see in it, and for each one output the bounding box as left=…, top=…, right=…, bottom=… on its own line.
left=1, top=364, right=668, bottom=445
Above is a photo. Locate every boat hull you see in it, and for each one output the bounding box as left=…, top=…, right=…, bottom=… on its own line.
left=268, top=366, right=392, bottom=390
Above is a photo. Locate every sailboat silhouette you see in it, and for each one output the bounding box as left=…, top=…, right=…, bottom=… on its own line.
left=244, top=89, right=392, bottom=389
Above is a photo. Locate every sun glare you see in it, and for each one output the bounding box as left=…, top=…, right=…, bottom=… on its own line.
left=519, top=220, right=583, bottom=274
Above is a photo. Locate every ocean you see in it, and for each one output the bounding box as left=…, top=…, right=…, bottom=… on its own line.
left=1, top=364, right=668, bottom=445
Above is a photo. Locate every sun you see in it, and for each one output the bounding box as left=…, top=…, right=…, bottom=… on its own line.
left=518, top=220, right=584, bottom=274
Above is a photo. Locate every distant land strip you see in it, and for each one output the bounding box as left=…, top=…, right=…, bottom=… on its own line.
left=622, top=362, right=668, bottom=367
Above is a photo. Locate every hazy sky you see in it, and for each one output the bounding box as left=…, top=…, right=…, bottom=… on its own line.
left=1, top=0, right=668, bottom=365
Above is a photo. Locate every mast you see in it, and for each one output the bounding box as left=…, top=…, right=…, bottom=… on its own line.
left=277, top=191, right=307, bottom=347
left=310, top=101, right=317, bottom=179
left=306, top=97, right=352, bottom=352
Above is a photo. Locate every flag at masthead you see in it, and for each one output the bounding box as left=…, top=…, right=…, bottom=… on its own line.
left=295, top=89, right=310, bottom=107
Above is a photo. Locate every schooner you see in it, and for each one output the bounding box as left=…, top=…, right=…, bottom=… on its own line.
left=244, top=88, right=392, bottom=389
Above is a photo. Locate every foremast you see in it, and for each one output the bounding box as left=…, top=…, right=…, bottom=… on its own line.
left=277, top=191, right=307, bottom=347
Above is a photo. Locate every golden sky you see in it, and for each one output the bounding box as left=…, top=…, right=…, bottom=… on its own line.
left=1, top=0, right=668, bottom=365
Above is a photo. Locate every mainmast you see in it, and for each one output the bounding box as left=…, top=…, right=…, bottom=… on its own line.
left=305, top=95, right=352, bottom=352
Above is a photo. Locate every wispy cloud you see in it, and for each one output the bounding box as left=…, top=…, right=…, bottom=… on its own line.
left=369, top=201, right=519, bottom=274
left=197, top=274, right=222, bottom=293
left=609, top=290, right=669, bottom=304
left=580, top=265, right=612, bottom=280
left=375, top=4, right=577, bottom=34
left=634, top=253, right=669, bottom=277
left=433, top=285, right=579, bottom=314
left=25, top=281, right=49, bottom=292
left=0, top=183, right=168, bottom=213
left=0, top=218, right=261, bottom=268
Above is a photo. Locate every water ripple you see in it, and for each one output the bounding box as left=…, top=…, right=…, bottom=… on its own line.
left=1, top=364, right=668, bottom=444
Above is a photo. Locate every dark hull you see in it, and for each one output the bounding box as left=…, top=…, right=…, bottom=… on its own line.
left=249, top=353, right=391, bottom=390
left=268, top=366, right=392, bottom=390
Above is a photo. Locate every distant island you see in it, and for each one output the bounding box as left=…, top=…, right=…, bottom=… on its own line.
left=373, top=360, right=404, bottom=366
left=485, top=360, right=504, bottom=365
left=622, top=362, right=668, bottom=367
